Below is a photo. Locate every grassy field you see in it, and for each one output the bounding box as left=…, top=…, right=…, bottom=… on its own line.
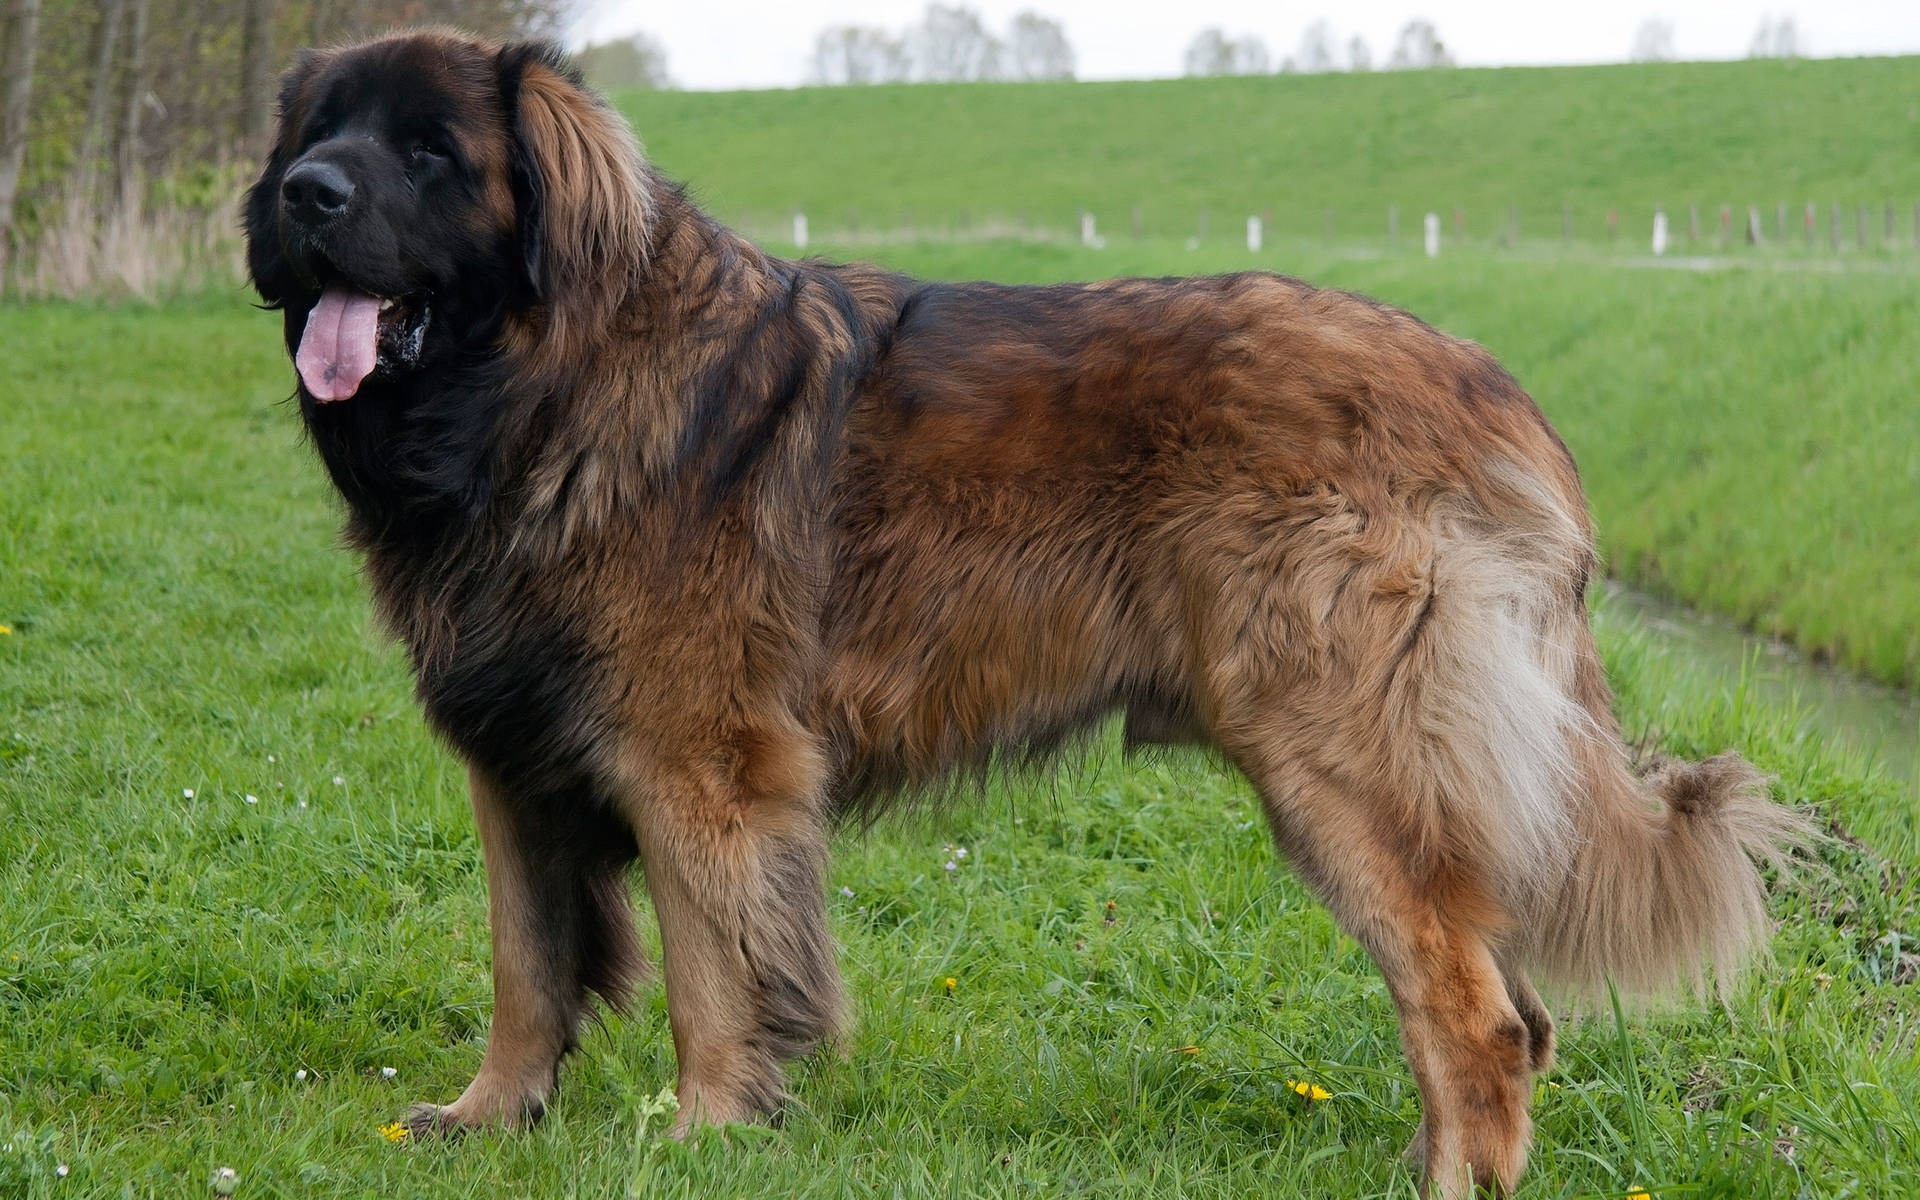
left=2, top=278, right=1918, bottom=1199
left=616, top=55, right=1920, bottom=245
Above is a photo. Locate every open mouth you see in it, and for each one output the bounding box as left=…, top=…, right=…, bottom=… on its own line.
left=295, top=286, right=432, bottom=403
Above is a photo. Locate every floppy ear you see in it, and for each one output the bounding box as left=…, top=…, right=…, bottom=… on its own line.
left=244, top=48, right=333, bottom=305
left=498, top=40, right=649, bottom=306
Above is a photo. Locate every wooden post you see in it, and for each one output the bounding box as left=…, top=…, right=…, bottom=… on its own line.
left=1746, top=205, right=1762, bottom=246
left=1831, top=203, right=1841, bottom=251
left=792, top=212, right=808, bottom=249
left=1246, top=215, right=1262, bottom=253
left=1652, top=208, right=1669, bottom=256
left=1424, top=211, right=1440, bottom=258
left=1805, top=201, right=1815, bottom=246
left=1858, top=204, right=1869, bottom=249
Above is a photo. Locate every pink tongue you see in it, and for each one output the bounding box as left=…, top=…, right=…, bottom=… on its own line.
left=296, top=287, right=382, bottom=402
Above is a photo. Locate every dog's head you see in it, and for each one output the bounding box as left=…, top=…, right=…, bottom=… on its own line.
left=245, top=30, right=647, bottom=404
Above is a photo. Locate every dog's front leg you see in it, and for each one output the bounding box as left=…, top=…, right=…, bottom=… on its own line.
left=625, top=748, right=845, bottom=1131
left=409, top=765, right=644, bottom=1136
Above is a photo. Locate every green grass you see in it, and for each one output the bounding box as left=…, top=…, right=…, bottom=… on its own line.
left=3, top=283, right=1917, bottom=1197
left=617, top=56, right=1920, bottom=244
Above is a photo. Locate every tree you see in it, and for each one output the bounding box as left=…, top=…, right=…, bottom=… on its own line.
left=809, top=25, right=909, bottom=85
left=1347, top=34, right=1373, bottom=72
left=1007, top=10, right=1073, bottom=81
left=69, top=0, right=126, bottom=221
left=1182, top=27, right=1270, bottom=76
left=239, top=0, right=275, bottom=158
left=907, top=4, right=1004, bottom=82
left=1748, top=15, right=1800, bottom=58
left=113, top=0, right=151, bottom=215
left=0, top=0, right=43, bottom=247
left=576, top=31, right=672, bottom=91
left=1387, top=18, right=1452, bottom=69
left=1293, top=20, right=1337, bottom=74
left=1630, top=18, right=1675, bottom=62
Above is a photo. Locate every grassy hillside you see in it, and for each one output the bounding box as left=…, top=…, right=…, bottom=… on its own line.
left=617, top=56, right=1920, bottom=244
left=1, top=295, right=1916, bottom=1200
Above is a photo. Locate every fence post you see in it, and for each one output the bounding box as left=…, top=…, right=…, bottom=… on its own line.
left=1424, top=211, right=1440, bottom=258
left=1805, top=202, right=1815, bottom=246
left=1831, top=203, right=1842, bottom=251
left=1246, top=215, right=1262, bottom=252
left=792, top=212, right=808, bottom=250
left=1746, top=206, right=1762, bottom=245
left=1652, top=207, right=1669, bottom=256
left=1080, top=211, right=1100, bottom=248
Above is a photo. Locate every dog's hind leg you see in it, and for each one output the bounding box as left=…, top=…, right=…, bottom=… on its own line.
left=1232, top=756, right=1537, bottom=1198
left=408, top=766, right=643, bottom=1136
left=621, top=737, right=845, bottom=1131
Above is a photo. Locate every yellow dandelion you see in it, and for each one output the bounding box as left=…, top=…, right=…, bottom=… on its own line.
left=0, top=624, right=12, bottom=635
left=1287, top=1079, right=1332, bottom=1102
left=379, top=1121, right=411, bottom=1143
left=943, top=976, right=957, bottom=994
left=1625, top=1190, right=1653, bottom=1200
left=1177, top=1044, right=1201, bottom=1056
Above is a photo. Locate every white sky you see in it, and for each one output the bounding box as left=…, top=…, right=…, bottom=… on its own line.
left=571, top=1, right=1920, bottom=91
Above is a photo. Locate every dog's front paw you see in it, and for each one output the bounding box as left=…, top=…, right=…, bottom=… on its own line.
left=403, top=1092, right=545, bottom=1140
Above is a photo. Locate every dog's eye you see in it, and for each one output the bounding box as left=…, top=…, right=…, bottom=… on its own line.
left=409, top=139, right=449, bottom=162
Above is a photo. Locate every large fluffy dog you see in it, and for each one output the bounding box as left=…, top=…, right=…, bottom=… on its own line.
left=245, top=30, right=1800, bottom=1196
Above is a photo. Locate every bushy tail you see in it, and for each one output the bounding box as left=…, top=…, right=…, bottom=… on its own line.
left=1520, top=660, right=1809, bottom=999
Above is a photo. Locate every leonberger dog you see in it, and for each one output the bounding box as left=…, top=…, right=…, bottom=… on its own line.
left=244, top=30, right=1801, bottom=1197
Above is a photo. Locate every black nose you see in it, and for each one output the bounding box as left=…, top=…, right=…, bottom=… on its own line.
left=281, top=160, right=356, bottom=224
